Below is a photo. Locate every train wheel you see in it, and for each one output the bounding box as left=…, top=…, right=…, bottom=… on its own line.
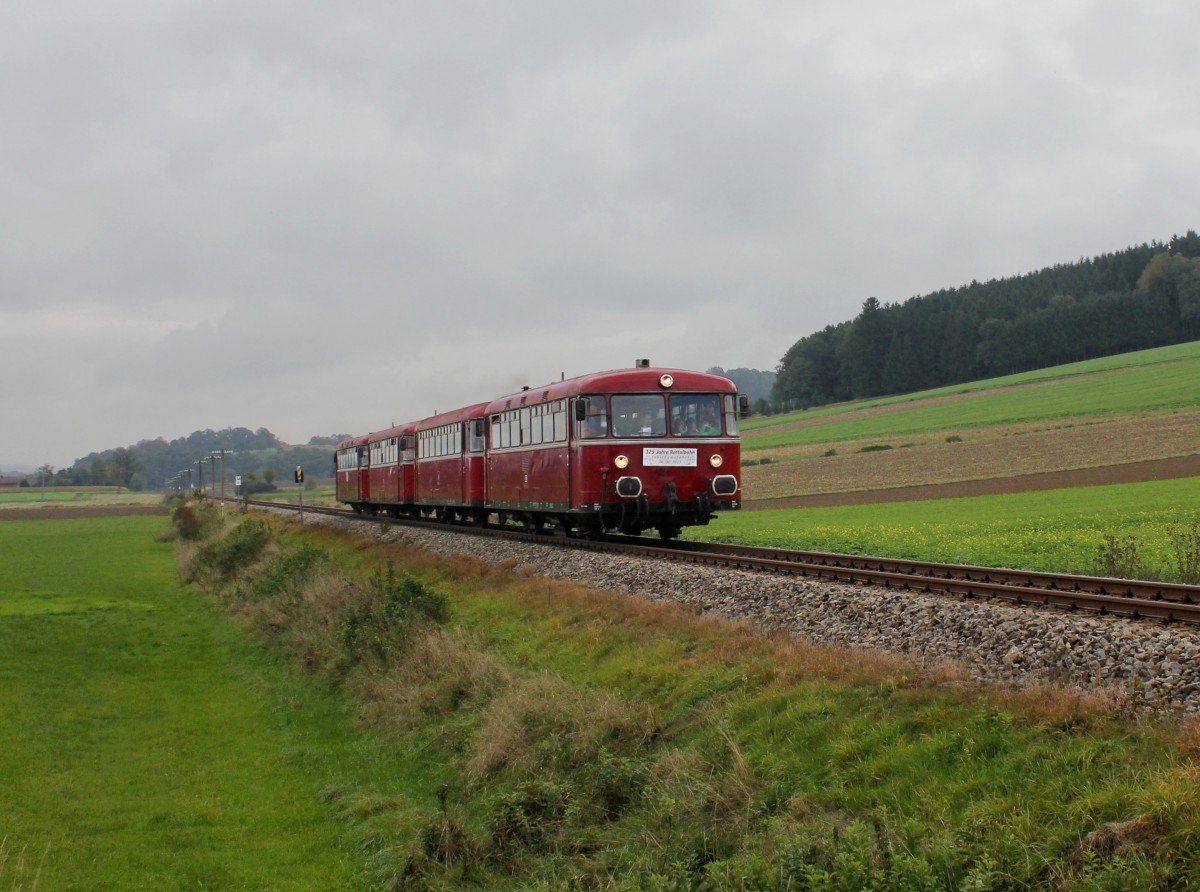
left=658, top=524, right=681, bottom=541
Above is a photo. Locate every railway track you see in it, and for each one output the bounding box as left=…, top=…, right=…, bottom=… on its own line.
left=235, top=497, right=1200, bottom=625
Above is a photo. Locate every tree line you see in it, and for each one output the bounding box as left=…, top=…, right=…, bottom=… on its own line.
left=39, top=428, right=347, bottom=491
left=772, top=231, right=1200, bottom=409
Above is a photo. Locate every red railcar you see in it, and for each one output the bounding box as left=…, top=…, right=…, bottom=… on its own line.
left=334, top=434, right=370, bottom=509
left=484, top=365, right=741, bottom=537
left=362, top=423, right=417, bottom=514
left=413, top=402, right=490, bottom=520
left=336, top=362, right=743, bottom=538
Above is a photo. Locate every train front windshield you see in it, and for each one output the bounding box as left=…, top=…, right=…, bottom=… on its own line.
left=606, top=393, right=731, bottom=438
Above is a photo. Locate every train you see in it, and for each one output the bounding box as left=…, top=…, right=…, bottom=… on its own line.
left=334, top=361, right=746, bottom=539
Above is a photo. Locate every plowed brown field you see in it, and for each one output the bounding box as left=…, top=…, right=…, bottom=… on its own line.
left=743, top=410, right=1200, bottom=509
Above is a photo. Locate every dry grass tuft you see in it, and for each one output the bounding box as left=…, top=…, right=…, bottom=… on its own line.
left=358, top=628, right=514, bottom=733
left=466, top=674, right=654, bottom=784
left=997, top=680, right=1135, bottom=735
left=0, top=836, right=50, bottom=892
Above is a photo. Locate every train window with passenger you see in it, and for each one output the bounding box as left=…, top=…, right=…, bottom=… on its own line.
left=669, top=394, right=723, bottom=437
left=575, top=395, right=609, bottom=439
left=611, top=394, right=666, bottom=438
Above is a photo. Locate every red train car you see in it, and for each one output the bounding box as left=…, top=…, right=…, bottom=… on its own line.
left=413, top=402, right=490, bottom=521
left=336, top=362, right=743, bottom=538
left=363, top=422, right=417, bottom=514
left=484, top=364, right=741, bottom=537
left=334, top=434, right=370, bottom=509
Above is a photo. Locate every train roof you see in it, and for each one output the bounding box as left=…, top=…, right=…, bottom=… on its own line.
left=412, top=401, right=491, bottom=432
left=340, top=364, right=735, bottom=444
left=483, top=365, right=736, bottom=414
left=334, top=433, right=371, bottom=451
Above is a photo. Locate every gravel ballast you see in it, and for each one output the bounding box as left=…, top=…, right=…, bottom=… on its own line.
left=302, top=512, right=1200, bottom=714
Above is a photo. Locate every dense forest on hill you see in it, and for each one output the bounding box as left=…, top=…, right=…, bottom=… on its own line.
left=46, top=428, right=345, bottom=492
left=773, top=230, right=1200, bottom=409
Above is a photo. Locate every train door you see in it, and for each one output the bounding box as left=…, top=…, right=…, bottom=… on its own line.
left=570, top=395, right=610, bottom=511
left=463, top=418, right=487, bottom=509
left=357, top=445, right=369, bottom=502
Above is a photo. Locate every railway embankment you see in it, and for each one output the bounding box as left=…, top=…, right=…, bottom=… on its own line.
left=325, top=515, right=1200, bottom=714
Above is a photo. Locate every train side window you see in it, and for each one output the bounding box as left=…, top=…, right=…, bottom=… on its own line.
left=554, top=403, right=567, bottom=442
left=575, top=395, right=608, bottom=439
left=724, top=394, right=739, bottom=436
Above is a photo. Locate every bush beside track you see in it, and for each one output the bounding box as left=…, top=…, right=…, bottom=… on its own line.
left=170, top=498, right=1200, bottom=890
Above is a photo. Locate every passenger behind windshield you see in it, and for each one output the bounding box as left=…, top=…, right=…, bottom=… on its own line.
left=670, top=394, right=723, bottom=437
left=611, top=395, right=666, bottom=437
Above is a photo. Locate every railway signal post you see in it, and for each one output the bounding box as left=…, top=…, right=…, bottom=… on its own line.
left=295, top=465, right=304, bottom=523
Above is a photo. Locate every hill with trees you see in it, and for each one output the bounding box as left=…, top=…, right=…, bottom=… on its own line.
left=46, top=428, right=348, bottom=492
left=707, top=366, right=776, bottom=409
left=772, top=230, right=1200, bottom=409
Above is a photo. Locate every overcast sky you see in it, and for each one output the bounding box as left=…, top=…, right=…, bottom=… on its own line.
left=3, top=0, right=1197, bottom=471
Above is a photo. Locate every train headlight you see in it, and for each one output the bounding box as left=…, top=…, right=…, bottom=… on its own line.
left=614, top=454, right=630, bottom=469
left=659, top=374, right=674, bottom=388
left=709, top=454, right=724, bottom=468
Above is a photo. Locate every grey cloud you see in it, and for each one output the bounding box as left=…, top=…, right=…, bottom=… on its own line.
left=2, top=1, right=1196, bottom=466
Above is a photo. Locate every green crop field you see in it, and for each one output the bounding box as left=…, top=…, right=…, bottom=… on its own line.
left=0, top=489, right=111, bottom=503
left=0, top=515, right=442, bottom=890
left=744, top=343, right=1200, bottom=450
left=692, top=477, right=1200, bottom=580
left=744, top=340, right=1200, bottom=437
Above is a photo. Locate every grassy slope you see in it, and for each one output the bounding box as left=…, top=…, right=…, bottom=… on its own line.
left=191, top=514, right=1200, bottom=890
left=0, top=516, right=437, bottom=890
left=743, top=341, right=1200, bottom=438
left=746, top=357, right=1199, bottom=450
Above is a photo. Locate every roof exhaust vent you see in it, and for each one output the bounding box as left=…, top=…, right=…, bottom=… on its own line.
left=635, top=358, right=650, bottom=368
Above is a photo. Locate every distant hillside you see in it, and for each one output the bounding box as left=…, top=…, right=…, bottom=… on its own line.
left=773, top=230, right=1200, bottom=409
left=708, top=367, right=776, bottom=403
left=52, top=428, right=346, bottom=491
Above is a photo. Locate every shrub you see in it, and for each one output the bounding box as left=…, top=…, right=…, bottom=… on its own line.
left=1095, top=534, right=1150, bottom=581
left=169, top=499, right=222, bottom=542
left=487, top=780, right=574, bottom=855
left=858, top=444, right=894, bottom=453
left=945, top=435, right=964, bottom=443
left=172, top=503, right=200, bottom=541
left=341, top=562, right=448, bottom=664
left=194, top=518, right=272, bottom=581
left=1166, top=521, right=1200, bottom=584
left=250, top=543, right=334, bottom=601
left=743, top=457, right=776, bottom=468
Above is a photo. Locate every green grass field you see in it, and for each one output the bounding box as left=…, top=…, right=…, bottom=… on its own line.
left=743, top=340, right=1200, bottom=439
left=744, top=350, right=1200, bottom=450
left=7, top=502, right=1200, bottom=889
left=0, top=516, right=442, bottom=890
left=694, top=478, right=1200, bottom=579
left=0, top=489, right=122, bottom=503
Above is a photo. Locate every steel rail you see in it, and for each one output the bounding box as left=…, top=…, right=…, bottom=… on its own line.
left=228, top=497, right=1200, bottom=625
